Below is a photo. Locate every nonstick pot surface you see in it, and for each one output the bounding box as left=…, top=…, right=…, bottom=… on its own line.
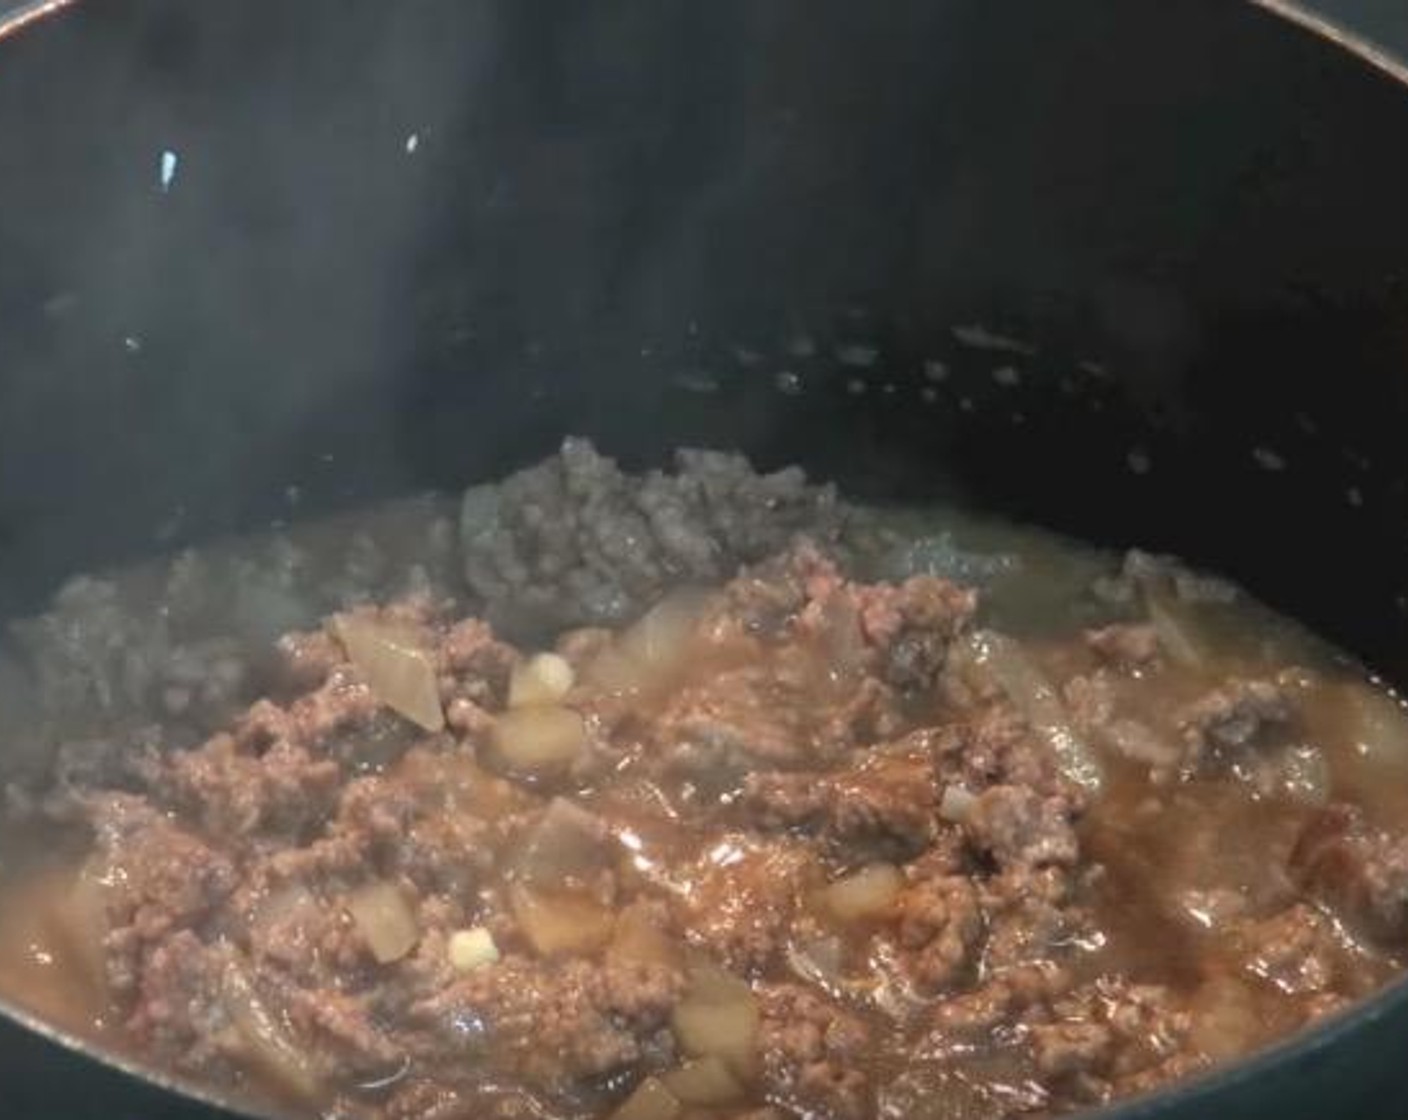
left=3, top=1, right=1408, bottom=1118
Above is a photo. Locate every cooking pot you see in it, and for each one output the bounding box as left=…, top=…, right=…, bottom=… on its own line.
left=2, top=1, right=1408, bottom=1117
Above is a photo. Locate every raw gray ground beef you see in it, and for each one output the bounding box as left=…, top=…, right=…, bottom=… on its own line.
left=459, top=438, right=865, bottom=630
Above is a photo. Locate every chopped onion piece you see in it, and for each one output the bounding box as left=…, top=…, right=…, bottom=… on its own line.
left=490, top=706, right=588, bottom=772
left=621, top=590, right=710, bottom=667
left=333, top=615, right=444, bottom=731
left=448, top=927, right=500, bottom=973
left=514, top=797, right=611, bottom=885
left=50, top=857, right=109, bottom=994
left=820, top=864, right=903, bottom=923
left=671, top=963, right=760, bottom=1079
left=963, top=630, right=1104, bottom=792
left=1189, top=976, right=1262, bottom=1061
left=785, top=936, right=844, bottom=990
left=509, top=653, right=576, bottom=708
left=1342, top=681, right=1408, bottom=769
left=509, top=884, right=615, bottom=957
left=608, top=904, right=682, bottom=969
left=346, top=881, right=419, bottom=964
left=611, top=1077, right=682, bottom=1120
left=587, top=590, right=708, bottom=694
left=221, top=960, right=322, bottom=1102
left=939, top=785, right=977, bottom=824
left=661, top=1056, right=747, bottom=1106
left=1145, top=591, right=1207, bottom=669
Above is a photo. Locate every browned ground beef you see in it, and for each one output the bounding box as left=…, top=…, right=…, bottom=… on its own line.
left=0, top=444, right=1406, bottom=1120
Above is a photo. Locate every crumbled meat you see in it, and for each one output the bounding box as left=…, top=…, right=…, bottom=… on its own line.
left=742, top=750, right=940, bottom=861
left=853, top=576, right=977, bottom=691
left=980, top=867, right=1089, bottom=971
left=438, top=618, right=515, bottom=711
left=926, top=707, right=1083, bottom=809
left=1232, top=904, right=1342, bottom=995
left=126, top=935, right=253, bottom=1085
left=1291, top=804, right=1408, bottom=945
left=758, top=983, right=871, bottom=1120
left=86, top=794, right=237, bottom=994
left=885, top=874, right=984, bottom=994
left=1179, top=679, right=1293, bottom=768
left=930, top=961, right=1072, bottom=1036
left=291, top=987, right=405, bottom=1077
left=720, top=542, right=843, bottom=639
left=679, top=838, right=818, bottom=975
left=157, top=732, right=342, bottom=838
left=1033, top=979, right=1195, bottom=1105
left=459, top=439, right=858, bottom=630
left=963, top=785, right=1080, bottom=869
left=409, top=957, right=682, bottom=1090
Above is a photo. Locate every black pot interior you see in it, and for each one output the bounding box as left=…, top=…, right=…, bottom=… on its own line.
left=2, top=1, right=1408, bottom=1117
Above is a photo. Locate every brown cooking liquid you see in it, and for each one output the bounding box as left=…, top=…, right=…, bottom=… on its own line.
left=1, top=505, right=1407, bottom=1120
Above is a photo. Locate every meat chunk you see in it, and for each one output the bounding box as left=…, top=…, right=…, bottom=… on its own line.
left=658, top=660, right=901, bottom=776
left=679, top=838, right=818, bottom=975
left=929, top=707, right=1078, bottom=804
left=459, top=439, right=856, bottom=630
left=930, top=961, right=1072, bottom=1036
left=980, top=867, right=1089, bottom=971
left=963, top=785, right=1080, bottom=869
left=854, top=576, right=977, bottom=691
left=1232, top=904, right=1343, bottom=995
left=1033, top=979, right=1194, bottom=1104
left=742, top=750, right=940, bottom=861
left=86, top=794, right=238, bottom=995
left=409, top=957, right=682, bottom=1091
left=757, top=983, right=871, bottom=1120
left=158, top=732, right=342, bottom=838
left=885, top=874, right=984, bottom=994
left=127, top=930, right=230, bottom=1066
left=1179, top=679, right=1292, bottom=768
left=1291, top=804, right=1408, bottom=945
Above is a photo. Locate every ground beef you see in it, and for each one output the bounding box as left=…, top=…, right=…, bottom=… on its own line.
left=858, top=583, right=977, bottom=693
left=930, top=961, right=1073, bottom=1036
left=459, top=439, right=861, bottom=631
left=1179, top=679, right=1293, bottom=769
left=885, top=873, right=985, bottom=994
left=1291, top=804, right=1408, bottom=945
left=963, top=785, right=1080, bottom=869
left=409, top=957, right=682, bottom=1090
left=741, top=750, right=941, bottom=861
left=658, top=663, right=862, bottom=773
left=757, top=983, right=871, bottom=1120
left=1033, top=979, right=1197, bottom=1106
left=928, top=707, right=1076, bottom=804
left=678, top=837, right=819, bottom=975
left=86, top=794, right=238, bottom=994
left=1232, top=904, right=1344, bottom=996
left=157, top=732, right=343, bottom=839
left=657, top=546, right=968, bottom=777
left=980, top=866, right=1090, bottom=972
